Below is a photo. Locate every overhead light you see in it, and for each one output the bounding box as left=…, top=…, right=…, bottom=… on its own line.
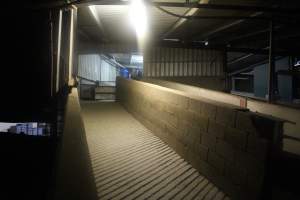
left=129, top=0, right=148, bottom=39
left=205, top=41, right=209, bottom=46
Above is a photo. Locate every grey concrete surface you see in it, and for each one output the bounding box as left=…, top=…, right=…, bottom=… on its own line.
left=81, top=101, right=229, bottom=200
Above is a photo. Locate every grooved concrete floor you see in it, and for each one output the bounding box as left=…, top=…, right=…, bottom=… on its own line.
left=81, top=102, right=230, bottom=200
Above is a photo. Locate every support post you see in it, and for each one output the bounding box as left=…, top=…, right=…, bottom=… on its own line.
left=56, top=9, right=62, bottom=93
left=49, top=10, right=54, bottom=97
left=223, top=48, right=230, bottom=92
left=68, top=8, right=75, bottom=86
left=267, top=20, right=275, bottom=102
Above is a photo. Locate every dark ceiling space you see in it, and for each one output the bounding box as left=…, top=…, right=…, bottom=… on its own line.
left=48, top=0, right=300, bottom=73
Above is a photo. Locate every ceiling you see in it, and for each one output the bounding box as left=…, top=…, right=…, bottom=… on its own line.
left=77, top=0, right=300, bottom=73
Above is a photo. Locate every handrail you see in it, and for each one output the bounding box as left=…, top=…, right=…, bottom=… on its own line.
left=77, top=76, right=98, bottom=83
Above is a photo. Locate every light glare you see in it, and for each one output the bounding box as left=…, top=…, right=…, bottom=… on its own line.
left=129, top=0, right=148, bottom=39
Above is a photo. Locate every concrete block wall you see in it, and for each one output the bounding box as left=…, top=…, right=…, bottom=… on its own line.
left=117, top=77, right=283, bottom=200
left=142, top=78, right=300, bottom=156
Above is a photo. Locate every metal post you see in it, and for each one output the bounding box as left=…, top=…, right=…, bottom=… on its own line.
left=267, top=20, right=275, bottom=102
left=223, top=48, right=230, bottom=92
left=49, top=10, right=54, bottom=97
left=56, top=10, right=63, bottom=93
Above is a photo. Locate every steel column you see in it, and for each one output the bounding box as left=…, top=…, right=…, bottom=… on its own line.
left=267, top=20, right=275, bottom=102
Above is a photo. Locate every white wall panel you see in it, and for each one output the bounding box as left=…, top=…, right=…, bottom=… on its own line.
left=78, top=54, right=100, bottom=81
left=78, top=54, right=117, bottom=82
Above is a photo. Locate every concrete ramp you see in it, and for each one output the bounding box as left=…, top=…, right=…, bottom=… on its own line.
left=81, top=102, right=229, bottom=200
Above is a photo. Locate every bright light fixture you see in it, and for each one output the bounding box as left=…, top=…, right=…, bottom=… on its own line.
left=129, top=0, right=148, bottom=39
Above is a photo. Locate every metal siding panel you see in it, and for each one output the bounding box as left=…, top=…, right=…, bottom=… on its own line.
left=207, top=50, right=211, bottom=76
left=198, top=50, right=201, bottom=76
left=144, top=46, right=224, bottom=78
left=146, top=62, right=150, bottom=77
left=78, top=54, right=100, bottom=81
left=195, top=49, right=198, bottom=76
left=203, top=50, right=206, bottom=76
left=213, top=50, right=217, bottom=76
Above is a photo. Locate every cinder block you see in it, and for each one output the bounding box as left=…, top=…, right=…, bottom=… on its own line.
left=164, top=92, right=189, bottom=109
left=163, top=104, right=180, bottom=120
left=175, top=139, right=188, bottom=158
left=181, top=131, right=195, bottom=147
left=208, top=151, right=225, bottom=174
left=186, top=125, right=202, bottom=143
left=186, top=148, right=199, bottom=168
left=196, top=158, right=242, bottom=200
left=152, top=100, right=165, bottom=112
left=165, top=123, right=186, bottom=142
left=244, top=174, right=264, bottom=200
left=194, top=143, right=209, bottom=161
left=208, top=120, right=225, bottom=139
left=162, top=110, right=178, bottom=128
left=224, top=127, right=248, bottom=150
left=201, top=132, right=217, bottom=151
left=246, top=134, right=270, bottom=160
left=216, top=140, right=235, bottom=162
left=193, top=114, right=209, bottom=132
left=236, top=111, right=258, bottom=134
left=164, top=131, right=178, bottom=151
left=201, top=101, right=217, bottom=120
left=216, top=106, right=237, bottom=127
left=179, top=109, right=195, bottom=123
left=212, top=176, right=242, bottom=200
left=188, top=98, right=201, bottom=114
left=194, top=158, right=217, bottom=179
left=177, top=95, right=189, bottom=109
left=224, top=161, right=247, bottom=186
left=234, top=150, right=265, bottom=176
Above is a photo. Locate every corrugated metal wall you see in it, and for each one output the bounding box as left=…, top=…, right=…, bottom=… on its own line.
left=78, top=54, right=117, bottom=82
left=78, top=54, right=100, bottom=81
left=143, top=47, right=224, bottom=77
left=100, top=60, right=117, bottom=82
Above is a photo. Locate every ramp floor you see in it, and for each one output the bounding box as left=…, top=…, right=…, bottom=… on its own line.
left=81, top=102, right=230, bottom=200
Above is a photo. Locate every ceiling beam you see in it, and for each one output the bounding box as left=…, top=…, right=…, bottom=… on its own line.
left=227, top=47, right=300, bottom=56
left=226, top=28, right=270, bottom=43
left=228, top=60, right=267, bottom=76
left=161, top=0, right=210, bottom=39
left=151, top=40, right=300, bottom=56
left=192, top=12, right=263, bottom=41
left=228, top=53, right=255, bottom=65
left=75, top=1, right=299, bottom=15
left=87, top=5, right=109, bottom=42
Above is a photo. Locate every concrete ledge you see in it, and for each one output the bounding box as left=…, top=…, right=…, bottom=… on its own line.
left=142, top=77, right=300, bottom=156
left=53, top=88, right=98, bottom=200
